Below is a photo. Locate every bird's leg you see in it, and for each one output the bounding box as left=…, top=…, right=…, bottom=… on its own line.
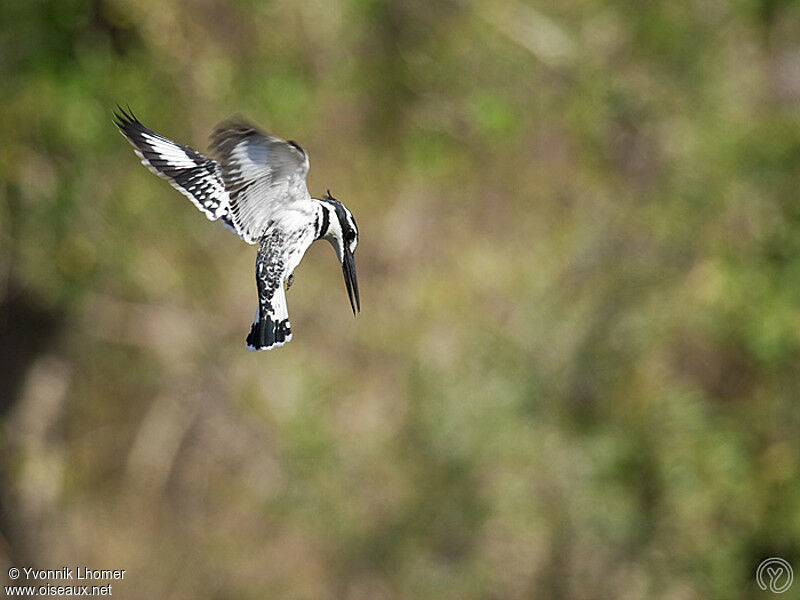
left=286, top=273, right=294, bottom=290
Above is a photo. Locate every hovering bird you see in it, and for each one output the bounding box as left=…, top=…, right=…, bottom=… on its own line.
left=114, top=108, right=360, bottom=351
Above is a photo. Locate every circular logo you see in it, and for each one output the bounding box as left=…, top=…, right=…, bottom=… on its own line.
left=756, top=557, right=794, bottom=594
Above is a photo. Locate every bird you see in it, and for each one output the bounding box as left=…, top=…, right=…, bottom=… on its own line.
left=114, top=107, right=360, bottom=351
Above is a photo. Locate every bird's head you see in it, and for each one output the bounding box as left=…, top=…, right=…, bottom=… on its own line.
left=317, top=191, right=360, bottom=315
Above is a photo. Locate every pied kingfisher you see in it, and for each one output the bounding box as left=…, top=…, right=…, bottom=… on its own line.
left=114, top=108, right=360, bottom=351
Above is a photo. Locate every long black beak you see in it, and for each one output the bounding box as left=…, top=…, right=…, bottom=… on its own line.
left=342, top=249, right=360, bottom=315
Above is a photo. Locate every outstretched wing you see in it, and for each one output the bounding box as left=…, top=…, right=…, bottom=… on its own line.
left=114, top=108, right=230, bottom=222
left=209, top=118, right=310, bottom=244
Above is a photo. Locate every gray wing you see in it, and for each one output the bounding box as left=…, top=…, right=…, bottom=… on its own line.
left=115, top=108, right=231, bottom=222
left=209, top=119, right=310, bottom=244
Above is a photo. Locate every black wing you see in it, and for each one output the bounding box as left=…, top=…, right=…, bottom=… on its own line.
left=115, top=107, right=231, bottom=221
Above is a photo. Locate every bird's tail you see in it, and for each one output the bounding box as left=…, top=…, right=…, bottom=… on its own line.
left=246, top=287, right=292, bottom=351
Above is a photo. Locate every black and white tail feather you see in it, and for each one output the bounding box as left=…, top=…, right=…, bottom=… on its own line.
left=115, top=107, right=360, bottom=351
left=245, top=229, right=294, bottom=351
left=246, top=287, right=292, bottom=351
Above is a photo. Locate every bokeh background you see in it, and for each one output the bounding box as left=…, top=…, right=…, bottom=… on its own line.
left=2, top=0, right=800, bottom=598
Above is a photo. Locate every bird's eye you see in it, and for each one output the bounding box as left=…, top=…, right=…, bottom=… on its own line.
left=345, top=230, right=356, bottom=242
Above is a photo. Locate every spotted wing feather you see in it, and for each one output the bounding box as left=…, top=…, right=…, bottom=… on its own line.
left=115, top=108, right=230, bottom=222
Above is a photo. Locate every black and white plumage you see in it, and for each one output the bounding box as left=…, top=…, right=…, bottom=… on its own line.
left=115, top=108, right=360, bottom=351
left=113, top=108, right=231, bottom=222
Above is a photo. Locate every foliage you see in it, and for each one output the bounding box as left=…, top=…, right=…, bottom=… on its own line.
left=2, top=0, right=800, bottom=598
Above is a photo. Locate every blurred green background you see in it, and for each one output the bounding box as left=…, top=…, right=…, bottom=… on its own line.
left=2, top=0, right=800, bottom=598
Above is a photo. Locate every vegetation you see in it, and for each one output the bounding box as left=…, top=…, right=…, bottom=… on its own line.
left=2, top=0, right=800, bottom=598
